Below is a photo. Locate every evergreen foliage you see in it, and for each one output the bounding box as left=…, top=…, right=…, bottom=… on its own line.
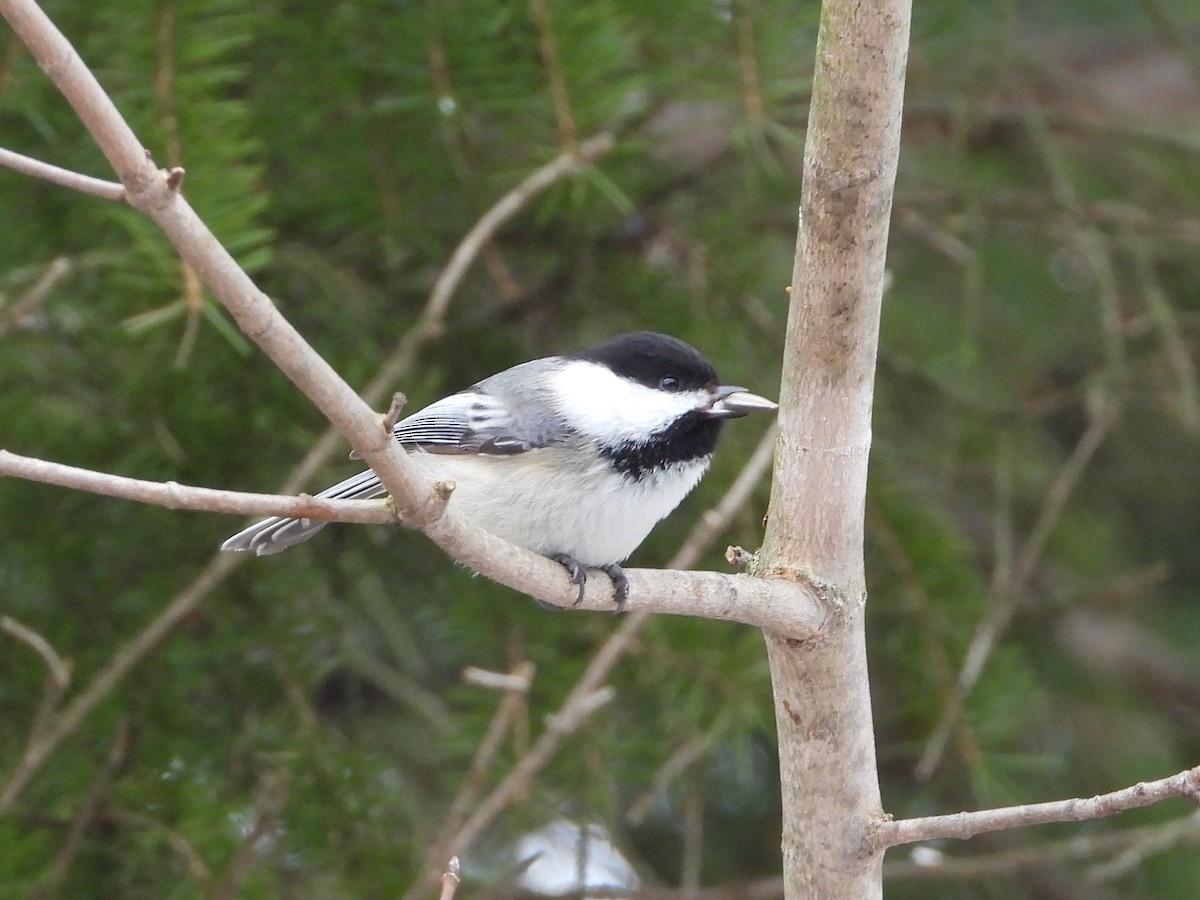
left=1, top=0, right=1199, bottom=895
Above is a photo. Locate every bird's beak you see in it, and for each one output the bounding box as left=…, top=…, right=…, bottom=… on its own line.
left=707, top=385, right=779, bottom=419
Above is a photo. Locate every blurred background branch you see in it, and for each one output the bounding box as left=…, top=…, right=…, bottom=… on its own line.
left=0, top=0, right=1198, bottom=897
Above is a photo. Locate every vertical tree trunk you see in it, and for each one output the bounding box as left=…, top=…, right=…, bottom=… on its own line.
left=761, top=1, right=911, bottom=896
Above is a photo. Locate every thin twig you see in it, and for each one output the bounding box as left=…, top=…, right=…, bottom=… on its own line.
left=0, top=145, right=125, bottom=201
left=439, top=857, right=462, bottom=900
left=544, top=687, right=615, bottom=732
left=425, top=132, right=612, bottom=327
left=461, top=666, right=535, bottom=693
left=0, top=255, right=73, bottom=336
left=874, top=763, right=1200, bottom=850
left=1, top=615, right=71, bottom=688
left=0, top=449, right=394, bottom=524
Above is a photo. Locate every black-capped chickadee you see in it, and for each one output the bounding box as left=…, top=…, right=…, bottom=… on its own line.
left=221, top=332, right=777, bottom=609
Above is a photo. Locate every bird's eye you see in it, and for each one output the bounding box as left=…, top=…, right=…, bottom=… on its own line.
left=660, top=376, right=680, bottom=391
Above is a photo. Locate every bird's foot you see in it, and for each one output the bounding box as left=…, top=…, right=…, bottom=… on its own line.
left=550, top=553, right=588, bottom=607
left=541, top=555, right=629, bottom=613
left=599, top=564, right=629, bottom=613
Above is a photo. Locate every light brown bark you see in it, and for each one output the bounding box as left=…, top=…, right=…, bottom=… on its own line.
left=760, top=0, right=912, bottom=896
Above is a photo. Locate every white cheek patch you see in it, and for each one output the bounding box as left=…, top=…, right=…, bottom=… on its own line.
left=552, top=360, right=707, bottom=444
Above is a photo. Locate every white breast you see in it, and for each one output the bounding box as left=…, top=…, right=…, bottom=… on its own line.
left=408, top=446, right=710, bottom=566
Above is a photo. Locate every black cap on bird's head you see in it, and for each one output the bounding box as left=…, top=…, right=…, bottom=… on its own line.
left=572, top=332, right=778, bottom=418
left=572, top=332, right=717, bottom=392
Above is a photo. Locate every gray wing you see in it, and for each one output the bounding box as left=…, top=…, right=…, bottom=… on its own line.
left=393, top=390, right=559, bottom=455
left=396, top=373, right=573, bottom=453
left=221, top=381, right=568, bottom=556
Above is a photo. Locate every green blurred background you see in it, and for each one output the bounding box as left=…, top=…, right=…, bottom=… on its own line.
left=2, top=0, right=1199, bottom=896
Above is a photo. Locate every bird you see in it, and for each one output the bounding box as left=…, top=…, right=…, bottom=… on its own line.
left=221, top=331, right=777, bottom=610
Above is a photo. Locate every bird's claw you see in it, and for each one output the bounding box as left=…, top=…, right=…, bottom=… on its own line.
left=551, top=553, right=588, bottom=606
left=599, top=564, right=629, bottom=614
left=546, top=555, right=629, bottom=612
